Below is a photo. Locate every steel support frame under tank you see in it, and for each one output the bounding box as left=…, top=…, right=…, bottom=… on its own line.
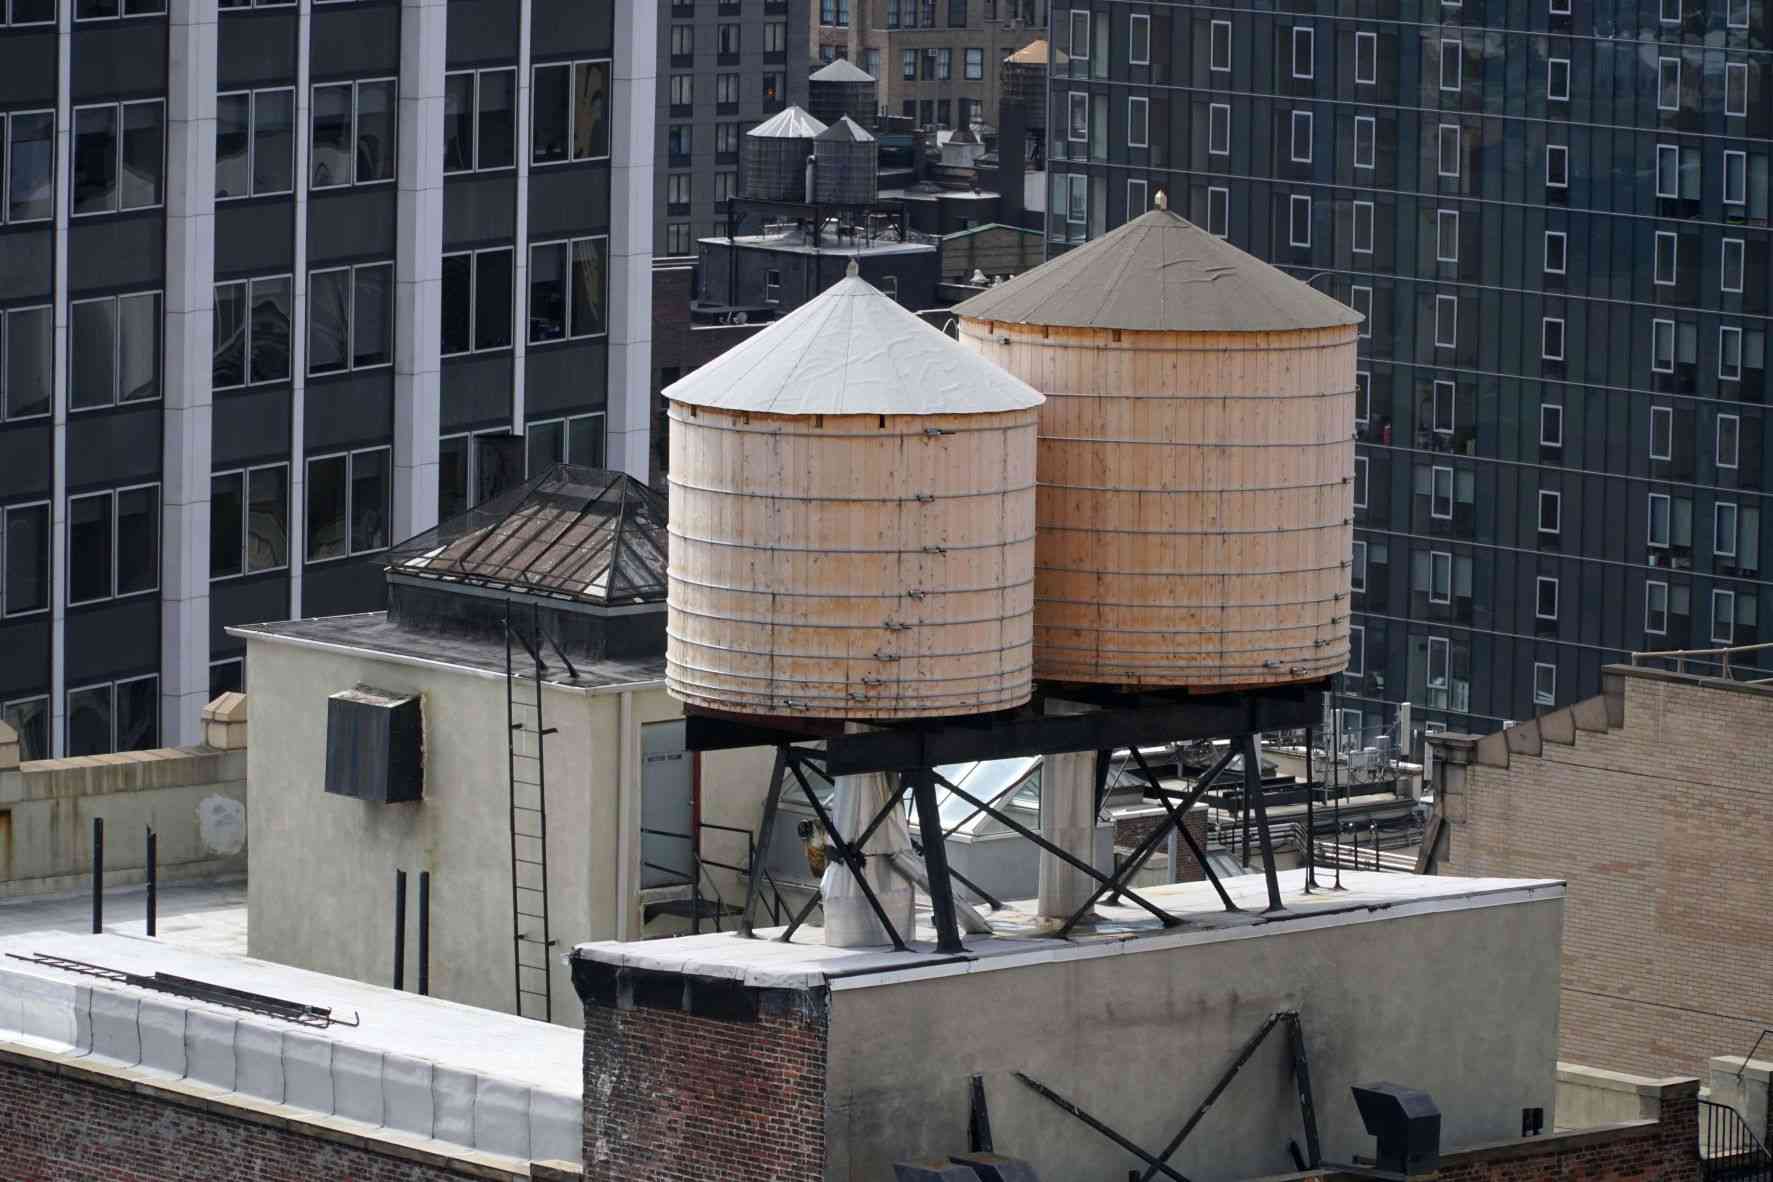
left=698, top=680, right=1328, bottom=944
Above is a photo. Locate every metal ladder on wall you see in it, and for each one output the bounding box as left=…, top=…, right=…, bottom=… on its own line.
left=505, top=603, right=557, bottom=1023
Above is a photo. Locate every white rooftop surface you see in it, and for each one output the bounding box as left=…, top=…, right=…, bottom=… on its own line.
left=663, top=270, right=1045, bottom=416
left=0, top=929, right=581, bottom=1164
left=702, top=229, right=935, bottom=257
left=575, top=870, right=1564, bottom=991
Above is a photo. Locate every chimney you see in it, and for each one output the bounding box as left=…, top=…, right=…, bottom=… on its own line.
left=994, top=98, right=1026, bottom=228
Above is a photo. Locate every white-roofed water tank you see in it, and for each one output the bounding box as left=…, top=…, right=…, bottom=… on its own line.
left=812, top=116, right=878, bottom=205
left=741, top=105, right=826, bottom=202
left=808, top=58, right=878, bottom=130
left=664, top=263, right=1044, bottom=719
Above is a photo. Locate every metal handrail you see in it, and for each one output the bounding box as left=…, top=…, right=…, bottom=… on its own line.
left=1700, top=1099, right=1773, bottom=1181
left=1632, top=640, right=1773, bottom=681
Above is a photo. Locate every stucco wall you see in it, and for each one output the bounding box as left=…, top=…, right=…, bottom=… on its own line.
left=824, top=894, right=1565, bottom=1182
left=0, top=749, right=247, bottom=898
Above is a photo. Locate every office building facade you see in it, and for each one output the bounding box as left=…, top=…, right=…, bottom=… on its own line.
left=1047, top=1, right=1771, bottom=743
left=0, top=0, right=652, bottom=758
left=656, top=0, right=811, bottom=259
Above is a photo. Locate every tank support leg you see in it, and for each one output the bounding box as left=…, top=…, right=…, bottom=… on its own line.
left=1243, top=734, right=1286, bottom=914
left=737, top=746, right=789, bottom=939
left=910, top=767, right=966, bottom=955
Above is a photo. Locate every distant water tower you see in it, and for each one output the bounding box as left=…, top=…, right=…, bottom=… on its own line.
left=954, top=195, right=1363, bottom=690
left=741, top=105, right=826, bottom=202
left=808, top=58, right=878, bottom=131
left=813, top=116, right=879, bottom=204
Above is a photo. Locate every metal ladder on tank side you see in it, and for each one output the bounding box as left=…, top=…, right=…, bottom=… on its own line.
left=505, top=602, right=557, bottom=1023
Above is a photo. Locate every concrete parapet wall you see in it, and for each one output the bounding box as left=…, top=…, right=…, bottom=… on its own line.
left=1556, top=1062, right=1689, bottom=1129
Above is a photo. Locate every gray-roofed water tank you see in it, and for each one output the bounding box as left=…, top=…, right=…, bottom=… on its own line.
left=742, top=105, right=827, bottom=202
left=809, top=58, right=877, bottom=131
left=813, top=116, right=878, bottom=204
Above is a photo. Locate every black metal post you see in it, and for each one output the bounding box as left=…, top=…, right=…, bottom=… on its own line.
left=1242, top=735, right=1284, bottom=913
left=1371, top=820, right=1380, bottom=871
left=911, top=767, right=966, bottom=955
left=1332, top=717, right=1346, bottom=891
left=91, top=817, right=103, bottom=934
left=393, top=869, right=407, bottom=991
left=417, top=871, right=430, bottom=996
left=1304, top=727, right=1316, bottom=893
left=1240, top=747, right=1251, bottom=868
left=737, top=747, right=789, bottom=938
left=145, top=827, right=157, bottom=937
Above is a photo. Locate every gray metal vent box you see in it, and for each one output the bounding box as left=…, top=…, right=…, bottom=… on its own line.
left=324, top=686, right=423, bottom=803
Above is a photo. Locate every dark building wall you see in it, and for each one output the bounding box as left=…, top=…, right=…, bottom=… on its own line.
left=1049, top=1, right=1773, bottom=744
left=697, top=239, right=939, bottom=313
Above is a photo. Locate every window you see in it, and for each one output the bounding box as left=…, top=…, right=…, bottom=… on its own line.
left=1427, top=637, right=1450, bottom=689
left=1353, top=115, right=1375, bottom=169
left=2, top=502, right=50, bottom=617
left=67, top=676, right=158, bottom=759
left=209, top=658, right=244, bottom=702
left=1353, top=456, right=1369, bottom=508
left=1725, top=150, right=1747, bottom=206
left=443, top=68, right=516, bottom=173
left=1721, top=326, right=1744, bottom=381
left=1541, top=404, right=1564, bottom=447
left=1437, top=124, right=1460, bottom=178
left=1656, top=144, right=1680, bottom=198
left=1661, top=0, right=1681, bottom=21
left=1127, top=179, right=1148, bottom=216
left=216, top=88, right=294, bottom=198
left=1654, top=231, right=1677, bottom=286
left=1723, top=238, right=1746, bottom=293
left=1068, top=93, right=1088, bottom=143
left=935, top=48, right=953, bottom=80
left=76, top=0, right=165, bottom=17
left=209, top=465, right=289, bottom=579
left=1207, top=186, right=1228, bottom=237
left=440, top=248, right=513, bottom=357
left=902, top=48, right=917, bottom=80
left=714, top=171, right=736, bottom=204
left=67, top=485, right=158, bottom=604
left=1727, top=63, right=1748, bottom=117
left=1292, top=27, right=1313, bottom=79
left=1542, top=317, right=1565, bottom=362
left=1645, top=581, right=1670, bottom=634
left=528, top=236, right=609, bottom=344
left=1353, top=200, right=1374, bottom=255
left=1658, top=57, right=1680, bottom=111
left=1729, top=0, right=1750, bottom=25
left=1544, top=230, right=1567, bottom=275
left=1351, top=540, right=1367, bottom=592
left=670, top=23, right=693, bottom=55
left=1435, top=294, right=1457, bottom=348
left=1351, top=285, right=1373, bottom=338
left=306, top=448, right=389, bottom=562
left=1538, top=489, right=1561, bottom=535
left=1430, top=467, right=1454, bottom=519
left=1652, top=318, right=1676, bottom=373
left=1355, top=371, right=1371, bottom=427
left=1209, top=19, right=1230, bottom=71
left=666, top=173, right=691, bottom=208
left=1436, top=209, right=1459, bottom=263
left=669, top=74, right=693, bottom=109
left=1717, top=502, right=1739, bottom=558
left=72, top=99, right=164, bottom=215
left=665, top=223, right=690, bottom=254
left=1289, top=110, right=1311, bottom=163
left=1355, top=31, right=1376, bottom=85
left=310, top=79, right=395, bottom=188
left=1288, top=194, right=1311, bottom=248
left=1533, top=663, right=1556, bottom=708
left=1066, top=174, right=1087, bottom=231
left=211, top=275, right=292, bottom=389
left=1347, top=624, right=1364, bottom=677
left=1439, top=39, right=1461, bottom=92
left=4, top=0, right=55, bottom=23
left=70, top=292, right=161, bottom=410
left=1651, top=406, right=1674, bottom=460
left=1, top=697, right=48, bottom=763
left=1128, top=97, right=1149, bottom=148
left=1710, top=586, right=1740, bottom=644
left=2, top=306, right=53, bottom=421
left=1718, top=414, right=1740, bottom=468
left=307, top=262, right=392, bottom=375
left=1649, top=492, right=1672, bottom=547
left=1208, top=103, right=1230, bottom=156
left=525, top=411, right=607, bottom=474
left=1546, top=58, right=1570, bottom=102
left=1129, top=14, right=1150, bottom=65
left=5, top=111, right=54, bottom=223
left=1550, top=0, right=1571, bottom=15
left=716, top=123, right=739, bottom=156
left=1536, top=576, right=1559, bottom=621
left=763, top=21, right=786, bottom=52
left=966, top=47, right=984, bottom=79
left=1433, top=379, right=1456, bottom=434
left=532, top=59, right=611, bottom=165
left=1546, top=144, right=1568, bottom=188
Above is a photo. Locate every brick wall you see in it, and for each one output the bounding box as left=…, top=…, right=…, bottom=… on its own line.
left=1430, top=1082, right=1699, bottom=1182
left=1431, top=668, right=1773, bottom=1079
left=581, top=983, right=828, bottom=1181
left=1112, top=805, right=1208, bottom=882
left=0, top=1049, right=519, bottom=1182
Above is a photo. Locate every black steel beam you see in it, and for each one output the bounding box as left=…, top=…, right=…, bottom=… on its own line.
left=788, top=755, right=907, bottom=952
left=685, top=712, right=839, bottom=754
left=911, top=767, right=966, bottom=955
left=736, top=748, right=789, bottom=939
left=1244, top=735, right=1286, bottom=914
left=1015, top=1073, right=1192, bottom=1182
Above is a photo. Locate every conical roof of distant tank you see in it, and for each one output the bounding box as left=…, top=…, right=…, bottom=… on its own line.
left=747, top=105, right=827, bottom=139
left=953, top=204, right=1364, bottom=333
left=810, top=58, right=876, bottom=83
left=1007, top=38, right=1067, bottom=65
left=816, top=114, right=876, bottom=143
left=664, top=264, right=1043, bottom=416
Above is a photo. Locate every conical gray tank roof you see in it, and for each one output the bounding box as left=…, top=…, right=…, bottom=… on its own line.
left=815, top=114, right=876, bottom=143
left=810, top=58, right=875, bottom=83
left=747, top=104, right=827, bottom=139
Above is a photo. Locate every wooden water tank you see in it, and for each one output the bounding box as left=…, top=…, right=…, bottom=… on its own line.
left=954, top=204, right=1363, bottom=691
left=664, top=263, right=1044, bottom=719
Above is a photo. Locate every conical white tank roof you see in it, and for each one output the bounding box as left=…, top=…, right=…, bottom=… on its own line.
left=662, top=265, right=1044, bottom=416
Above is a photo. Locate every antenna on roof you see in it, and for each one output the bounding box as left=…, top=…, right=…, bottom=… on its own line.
left=846, top=257, right=860, bottom=277
left=1154, top=189, right=1168, bottom=211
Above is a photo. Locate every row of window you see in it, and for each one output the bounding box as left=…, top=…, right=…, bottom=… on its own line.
left=667, top=21, right=789, bottom=57
left=898, top=46, right=988, bottom=82
left=0, top=0, right=160, bottom=24
left=438, top=413, right=606, bottom=519
left=0, top=676, right=157, bottom=763
left=1347, top=624, right=1563, bottom=708
left=666, top=71, right=786, bottom=112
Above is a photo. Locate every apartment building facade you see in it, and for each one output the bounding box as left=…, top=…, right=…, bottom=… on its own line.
left=0, top=0, right=652, bottom=758
left=656, top=0, right=810, bottom=259
left=814, top=0, right=1045, bottom=129
left=1048, top=1, right=1773, bottom=743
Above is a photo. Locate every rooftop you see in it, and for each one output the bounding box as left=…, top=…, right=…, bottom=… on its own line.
left=573, top=869, right=1563, bottom=991
left=953, top=206, right=1365, bottom=334
left=701, top=226, right=935, bottom=257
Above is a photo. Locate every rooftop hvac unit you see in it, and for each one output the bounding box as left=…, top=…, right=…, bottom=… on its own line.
left=324, top=686, right=423, bottom=804
left=1351, top=1083, right=1442, bottom=1174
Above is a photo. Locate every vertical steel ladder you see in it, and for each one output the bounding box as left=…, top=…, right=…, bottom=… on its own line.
left=505, top=602, right=556, bottom=1022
